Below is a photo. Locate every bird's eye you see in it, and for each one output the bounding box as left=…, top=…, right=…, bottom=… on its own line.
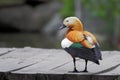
left=66, top=20, right=69, bottom=22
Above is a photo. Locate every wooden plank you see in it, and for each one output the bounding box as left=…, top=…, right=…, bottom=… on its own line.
left=88, top=54, right=120, bottom=74
left=51, top=51, right=120, bottom=75
left=5, top=73, right=120, bottom=80
left=0, top=48, right=15, bottom=56
left=13, top=49, right=72, bottom=74
left=98, top=51, right=120, bottom=75
left=12, top=50, right=120, bottom=75
left=0, top=47, right=44, bottom=72
left=0, top=48, right=119, bottom=80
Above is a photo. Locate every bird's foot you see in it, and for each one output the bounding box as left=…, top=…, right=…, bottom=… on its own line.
left=81, top=69, right=88, bottom=72
left=73, top=69, right=79, bottom=73
left=68, top=70, right=88, bottom=73
left=68, top=69, right=79, bottom=73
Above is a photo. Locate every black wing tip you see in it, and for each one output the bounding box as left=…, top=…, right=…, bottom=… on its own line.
left=100, top=57, right=102, bottom=60
left=95, top=60, right=100, bottom=65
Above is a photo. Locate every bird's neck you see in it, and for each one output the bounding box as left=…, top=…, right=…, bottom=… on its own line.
left=69, top=25, right=83, bottom=31
left=67, top=27, right=83, bottom=32
left=65, top=29, right=83, bottom=36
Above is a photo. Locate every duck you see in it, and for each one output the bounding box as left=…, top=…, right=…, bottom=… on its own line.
left=59, top=17, right=102, bottom=72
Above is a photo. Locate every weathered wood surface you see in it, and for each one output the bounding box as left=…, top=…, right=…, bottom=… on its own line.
left=0, top=47, right=120, bottom=80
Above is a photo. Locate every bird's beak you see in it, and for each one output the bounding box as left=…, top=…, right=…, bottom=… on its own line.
left=58, top=24, right=66, bottom=30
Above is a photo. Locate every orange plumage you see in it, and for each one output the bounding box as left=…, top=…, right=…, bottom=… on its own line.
left=65, top=30, right=84, bottom=42
left=65, top=30, right=96, bottom=48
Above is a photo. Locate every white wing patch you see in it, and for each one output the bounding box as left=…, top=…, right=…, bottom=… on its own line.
left=61, top=38, right=73, bottom=48
left=86, top=36, right=93, bottom=43
left=86, top=36, right=95, bottom=48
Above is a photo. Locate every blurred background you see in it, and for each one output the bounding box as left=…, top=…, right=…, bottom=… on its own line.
left=0, top=0, right=120, bottom=50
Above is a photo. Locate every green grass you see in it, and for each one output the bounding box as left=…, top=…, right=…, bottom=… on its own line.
left=60, top=0, right=75, bottom=18
left=0, top=0, right=24, bottom=6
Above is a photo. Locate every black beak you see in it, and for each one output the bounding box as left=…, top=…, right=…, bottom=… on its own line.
left=58, top=24, right=66, bottom=30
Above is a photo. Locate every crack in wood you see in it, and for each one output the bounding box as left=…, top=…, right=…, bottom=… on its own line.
left=91, top=63, right=120, bottom=75
left=0, top=49, right=16, bottom=56
left=8, top=62, right=39, bottom=73
left=50, top=59, right=80, bottom=70
left=50, top=61, right=72, bottom=70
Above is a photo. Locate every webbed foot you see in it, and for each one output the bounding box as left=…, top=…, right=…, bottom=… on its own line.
left=82, top=69, right=88, bottom=72
left=68, top=69, right=79, bottom=73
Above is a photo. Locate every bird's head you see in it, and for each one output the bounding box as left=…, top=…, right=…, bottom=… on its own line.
left=59, top=17, right=83, bottom=31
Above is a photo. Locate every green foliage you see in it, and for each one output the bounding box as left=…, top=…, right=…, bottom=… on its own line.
left=60, top=0, right=75, bottom=18
left=80, top=0, right=120, bottom=33
left=0, top=0, right=24, bottom=6
left=81, top=0, right=120, bottom=19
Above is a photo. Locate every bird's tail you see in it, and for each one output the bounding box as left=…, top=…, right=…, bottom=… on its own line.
left=95, top=60, right=100, bottom=65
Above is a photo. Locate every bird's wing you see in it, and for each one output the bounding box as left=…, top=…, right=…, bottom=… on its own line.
left=92, top=43, right=102, bottom=60
left=65, top=45, right=100, bottom=64
left=65, top=31, right=102, bottom=62
left=83, top=31, right=97, bottom=43
left=66, top=31, right=96, bottom=48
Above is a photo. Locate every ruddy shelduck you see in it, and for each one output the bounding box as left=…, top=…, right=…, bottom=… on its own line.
left=59, top=17, right=102, bottom=72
